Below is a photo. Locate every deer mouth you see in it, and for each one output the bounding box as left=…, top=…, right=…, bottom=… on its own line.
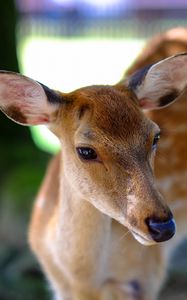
left=131, top=230, right=157, bottom=246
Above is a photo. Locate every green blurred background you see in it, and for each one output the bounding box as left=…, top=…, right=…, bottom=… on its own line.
left=1, top=0, right=187, bottom=299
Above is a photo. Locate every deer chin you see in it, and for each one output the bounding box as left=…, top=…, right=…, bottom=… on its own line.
left=131, top=230, right=157, bottom=246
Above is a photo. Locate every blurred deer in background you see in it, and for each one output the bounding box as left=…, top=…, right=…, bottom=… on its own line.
left=120, top=27, right=187, bottom=299
left=0, top=40, right=187, bottom=299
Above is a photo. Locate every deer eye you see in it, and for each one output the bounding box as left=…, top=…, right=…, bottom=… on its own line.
left=76, top=147, right=98, bottom=161
left=152, top=132, right=161, bottom=150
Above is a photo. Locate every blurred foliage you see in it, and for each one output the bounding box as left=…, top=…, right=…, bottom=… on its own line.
left=0, top=1, right=50, bottom=299
left=0, top=246, right=49, bottom=300
left=0, top=0, right=19, bottom=72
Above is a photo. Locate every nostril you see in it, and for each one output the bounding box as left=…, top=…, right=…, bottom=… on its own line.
left=146, top=217, right=176, bottom=242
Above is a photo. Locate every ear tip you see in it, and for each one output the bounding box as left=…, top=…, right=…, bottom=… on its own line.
left=153, top=52, right=187, bottom=69
left=0, top=70, right=20, bottom=76
left=172, top=52, right=187, bottom=58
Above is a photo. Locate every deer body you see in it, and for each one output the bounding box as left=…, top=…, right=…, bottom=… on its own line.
left=124, top=27, right=187, bottom=298
left=1, top=47, right=187, bottom=299
left=126, top=27, right=187, bottom=246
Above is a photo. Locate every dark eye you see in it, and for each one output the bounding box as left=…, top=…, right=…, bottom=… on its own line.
left=76, top=147, right=98, bottom=161
left=152, top=132, right=161, bottom=150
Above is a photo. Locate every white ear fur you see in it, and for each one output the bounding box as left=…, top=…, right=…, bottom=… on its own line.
left=128, top=53, right=187, bottom=110
left=0, top=71, right=61, bottom=125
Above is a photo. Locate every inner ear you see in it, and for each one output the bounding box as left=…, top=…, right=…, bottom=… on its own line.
left=127, top=53, right=187, bottom=110
left=0, top=71, right=62, bottom=126
left=157, top=89, right=179, bottom=107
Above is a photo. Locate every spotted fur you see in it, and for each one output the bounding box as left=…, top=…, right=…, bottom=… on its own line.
left=124, top=27, right=187, bottom=299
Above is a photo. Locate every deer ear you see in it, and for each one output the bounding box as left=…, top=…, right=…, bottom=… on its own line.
left=0, top=71, right=62, bottom=125
left=128, top=53, right=187, bottom=110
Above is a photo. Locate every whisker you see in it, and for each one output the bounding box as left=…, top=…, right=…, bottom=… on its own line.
left=117, top=230, right=131, bottom=243
left=111, top=229, right=132, bottom=253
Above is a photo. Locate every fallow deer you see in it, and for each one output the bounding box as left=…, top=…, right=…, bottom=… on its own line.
left=0, top=51, right=187, bottom=299
left=120, top=27, right=187, bottom=299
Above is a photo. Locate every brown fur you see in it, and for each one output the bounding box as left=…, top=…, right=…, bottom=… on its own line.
left=124, top=27, right=187, bottom=299
left=28, top=84, right=172, bottom=300
left=1, top=29, right=187, bottom=300
left=125, top=28, right=187, bottom=207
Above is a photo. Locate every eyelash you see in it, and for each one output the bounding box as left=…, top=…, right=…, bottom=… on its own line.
left=152, top=132, right=161, bottom=150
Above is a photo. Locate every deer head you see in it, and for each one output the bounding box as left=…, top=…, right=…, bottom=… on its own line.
left=1, top=53, right=187, bottom=245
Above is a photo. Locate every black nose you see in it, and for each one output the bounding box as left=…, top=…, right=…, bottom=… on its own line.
left=146, top=217, right=176, bottom=242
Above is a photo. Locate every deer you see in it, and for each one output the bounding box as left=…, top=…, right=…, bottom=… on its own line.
left=120, top=27, right=187, bottom=299
left=0, top=50, right=187, bottom=300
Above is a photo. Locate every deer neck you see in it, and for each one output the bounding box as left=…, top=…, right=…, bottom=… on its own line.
left=57, top=172, right=111, bottom=249
left=52, top=162, right=112, bottom=283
